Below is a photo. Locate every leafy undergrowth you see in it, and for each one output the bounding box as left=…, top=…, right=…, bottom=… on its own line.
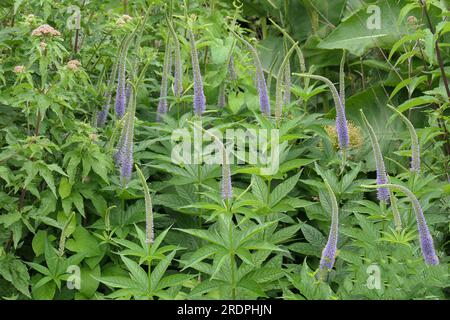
left=0, top=0, right=448, bottom=300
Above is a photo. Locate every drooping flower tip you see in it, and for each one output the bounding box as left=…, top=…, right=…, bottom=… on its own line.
left=31, top=24, right=61, bottom=37
left=189, top=29, right=206, bottom=115
left=419, top=228, right=439, bottom=265
left=325, top=121, right=363, bottom=149
left=335, top=100, right=350, bottom=149
left=115, top=51, right=127, bottom=119
left=319, top=240, right=337, bottom=271
left=96, top=108, right=108, bottom=127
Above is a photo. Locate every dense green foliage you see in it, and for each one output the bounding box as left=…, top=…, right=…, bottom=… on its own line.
left=0, top=0, right=449, bottom=300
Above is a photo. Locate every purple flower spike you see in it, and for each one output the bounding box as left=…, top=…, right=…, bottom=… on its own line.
left=115, top=49, right=127, bottom=119
left=167, top=16, right=183, bottom=97
left=318, top=176, right=339, bottom=279
left=221, top=148, right=232, bottom=200
left=374, top=184, right=439, bottom=266
left=188, top=28, right=206, bottom=116
left=387, top=105, right=421, bottom=173
left=360, top=110, right=390, bottom=202
left=125, top=83, right=131, bottom=106
left=237, top=36, right=270, bottom=116
left=97, top=92, right=112, bottom=127
left=335, top=94, right=350, bottom=150
left=296, top=74, right=349, bottom=149
left=116, top=86, right=136, bottom=186
left=157, top=39, right=172, bottom=121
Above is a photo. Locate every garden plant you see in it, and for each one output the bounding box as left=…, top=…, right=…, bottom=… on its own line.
left=0, top=0, right=449, bottom=300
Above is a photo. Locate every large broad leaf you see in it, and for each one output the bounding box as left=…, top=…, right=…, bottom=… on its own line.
left=344, top=85, right=404, bottom=173
left=318, top=0, right=407, bottom=56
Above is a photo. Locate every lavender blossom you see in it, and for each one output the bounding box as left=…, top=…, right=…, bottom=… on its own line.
left=360, top=110, right=390, bottom=202
left=387, top=105, right=420, bottom=173
left=319, top=177, right=339, bottom=279
left=275, top=44, right=296, bottom=122
left=297, top=74, right=349, bottom=149
left=125, top=82, right=131, bottom=107
left=371, top=184, right=439, bottom=265
left=238, top=36, right=270, bottom=116
left=188, top=28, right=206, bottom=116
left=167, top=16, right=183, bottom=97
left=96, top=92, right=112, bottom=127
left=115, top=48, right=127, bottom=119
left=157, top=40, right=172, bottom=121
left=115, top=87, right=136, bottom=186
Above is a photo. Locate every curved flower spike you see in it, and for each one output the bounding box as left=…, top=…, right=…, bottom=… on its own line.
left=387, top=105, right=420, bottom=173
left=364, top=183, right=439, bottom=265
left=318, top=175, right=339, bottom=280
left=360, top=110, right=390, bottom=202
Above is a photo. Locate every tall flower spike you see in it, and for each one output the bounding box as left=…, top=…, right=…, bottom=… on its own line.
left=318, top=175, right=339, bottom=279
left=360, top=110, right=390, bottom=202
left=387, top=105, right=420, bottom=173
left=339, top=50, right=346, bottom=105
left=115, top=47, right=127, bottom=119
left=237, top=35, right=270, bottom=116
left=283, top=58, right=291, bottom=106
left=218, top=84, right=226, bottom=108
left=188, top=28, right=206, bottom=116
left=275, top=44, right=297, bottom=122
left=125, top=82, right=131, bottom=107
left=157, top=39, right=172, bottom=121
left=296, top=74, right=349, bottom=149
left=136, top=165, right=154, bottom=244
left=221, top=142, right=232, bottom=200
left=116, top=86, right=136, bottom=186
left=96, top=92, right=112, bottom=127
left=167, top=15, right=183, bottom=97
left=97, top=49, right=121, bottom=127
left=228, top=55, right=237, bottom=81
left=368, top=184, right=439, bottom=265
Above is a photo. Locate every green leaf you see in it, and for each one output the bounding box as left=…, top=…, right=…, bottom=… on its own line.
left=0, top=256, right=31, bottom=297
left=300, top=223, right=326, bottom=248
left=150, top=250, right=176, bottom=292
left=318, top=1, right=406, bottom=56
left=269, top=172, right=301, bottom=207
left=58, top=177, right=72, bottom=199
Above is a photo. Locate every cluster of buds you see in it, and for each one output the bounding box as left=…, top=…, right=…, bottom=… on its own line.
left=25, top=14, right=36, bottom=24
left=67, top=59, right=81, bottom=71
left=116, top=15, right=133, bottom=27
left=407, top=15, right=418, bottom=28
left=13, top=65, right=26, bottom=74
left=31, top=24, right=61, bottom=37
left=325, top=121, right=363, bottom=150
left=39, top=41, right=47, bottom=51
